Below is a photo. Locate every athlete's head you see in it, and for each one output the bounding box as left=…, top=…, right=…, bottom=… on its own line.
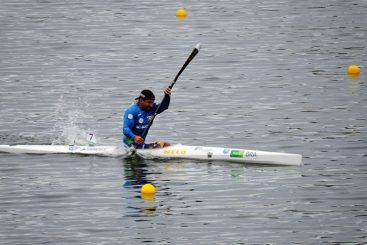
left=136, top=89, right=155, bottom=111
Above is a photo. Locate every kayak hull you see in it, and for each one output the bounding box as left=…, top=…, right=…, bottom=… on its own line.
left=136, top=144, right=302, bottom=166
left=0, top=144, right=302, bottom=166
left=0, top=144, right=124, bottom=157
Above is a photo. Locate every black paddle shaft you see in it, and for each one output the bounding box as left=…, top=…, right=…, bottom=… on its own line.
left=141, top=44, right=201, bottom=140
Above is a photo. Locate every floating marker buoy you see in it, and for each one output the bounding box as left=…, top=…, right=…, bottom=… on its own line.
left=141, top=183, right=156, bottom=194
left=141, top=193, right=155, bottom=200
left=348, top=65, right=360, bottom=75
left=176, top=9, right=188, bottom=18
left=348, top=74, right=359, bottom=80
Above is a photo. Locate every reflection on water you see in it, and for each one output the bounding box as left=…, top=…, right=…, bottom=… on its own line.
left=122, top=158, right=159, bottom=216
left=123, top=158, right=151, bottom=187
left=349, top=75, right=364, bottom=96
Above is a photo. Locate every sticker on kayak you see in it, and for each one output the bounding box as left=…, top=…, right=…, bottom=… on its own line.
left=230, top=150, right=257, bottom=158
left=230, top=150, right=244, bottom=158
left=164, top=149, right=187, bottom=155
left=69, top=145, right=80, bottom=151
left=223, top=148, right=230, bottom=154
left=245, top=151, right=257, bottom=158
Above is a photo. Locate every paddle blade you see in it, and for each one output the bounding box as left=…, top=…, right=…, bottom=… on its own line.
left=172, top=43, right=201, bottom=84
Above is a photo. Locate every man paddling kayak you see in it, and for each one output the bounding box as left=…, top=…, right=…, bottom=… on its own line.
left=123, top=87, right=171, bottom=149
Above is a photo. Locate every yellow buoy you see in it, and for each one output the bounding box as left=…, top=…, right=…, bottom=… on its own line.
left=348, top=74, right=359, bottom=80
left=141, top=183, right=156, bottom=194
left=348, top=65, right=361, bottom=75
left=141, top=193, right=155, bottom=200
left=176, top=9, right=188, bottom=18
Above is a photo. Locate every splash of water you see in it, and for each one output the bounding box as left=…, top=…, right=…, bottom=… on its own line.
left=50, top=96, right=97, bottom=145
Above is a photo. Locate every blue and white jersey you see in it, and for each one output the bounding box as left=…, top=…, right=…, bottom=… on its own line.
left=122, top=96, right=170, bottom=148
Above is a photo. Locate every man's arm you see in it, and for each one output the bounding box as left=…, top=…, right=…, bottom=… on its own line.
left=155, top=86, right=171, bottom=114
left=123, top=111, right=136, bottom=140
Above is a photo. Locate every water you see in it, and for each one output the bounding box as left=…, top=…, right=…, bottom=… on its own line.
left=1, top=0, right=366, bottom=244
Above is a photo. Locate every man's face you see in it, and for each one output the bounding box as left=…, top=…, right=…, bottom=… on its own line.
left=138, top=98, right=154, bottom=111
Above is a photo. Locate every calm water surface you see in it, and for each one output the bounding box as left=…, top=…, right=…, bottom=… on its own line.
left=0, top=0, right=366, bottom=244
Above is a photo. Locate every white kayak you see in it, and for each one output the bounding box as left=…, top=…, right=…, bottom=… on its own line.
left=0, top=144, right=302, bottom=166
left=0, top=144, right=124, bottom=157
left=135, top=144, right=302, bottom=166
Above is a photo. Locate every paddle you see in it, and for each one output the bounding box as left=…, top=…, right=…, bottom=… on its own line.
left=140, top=43, right=201, bottom=142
